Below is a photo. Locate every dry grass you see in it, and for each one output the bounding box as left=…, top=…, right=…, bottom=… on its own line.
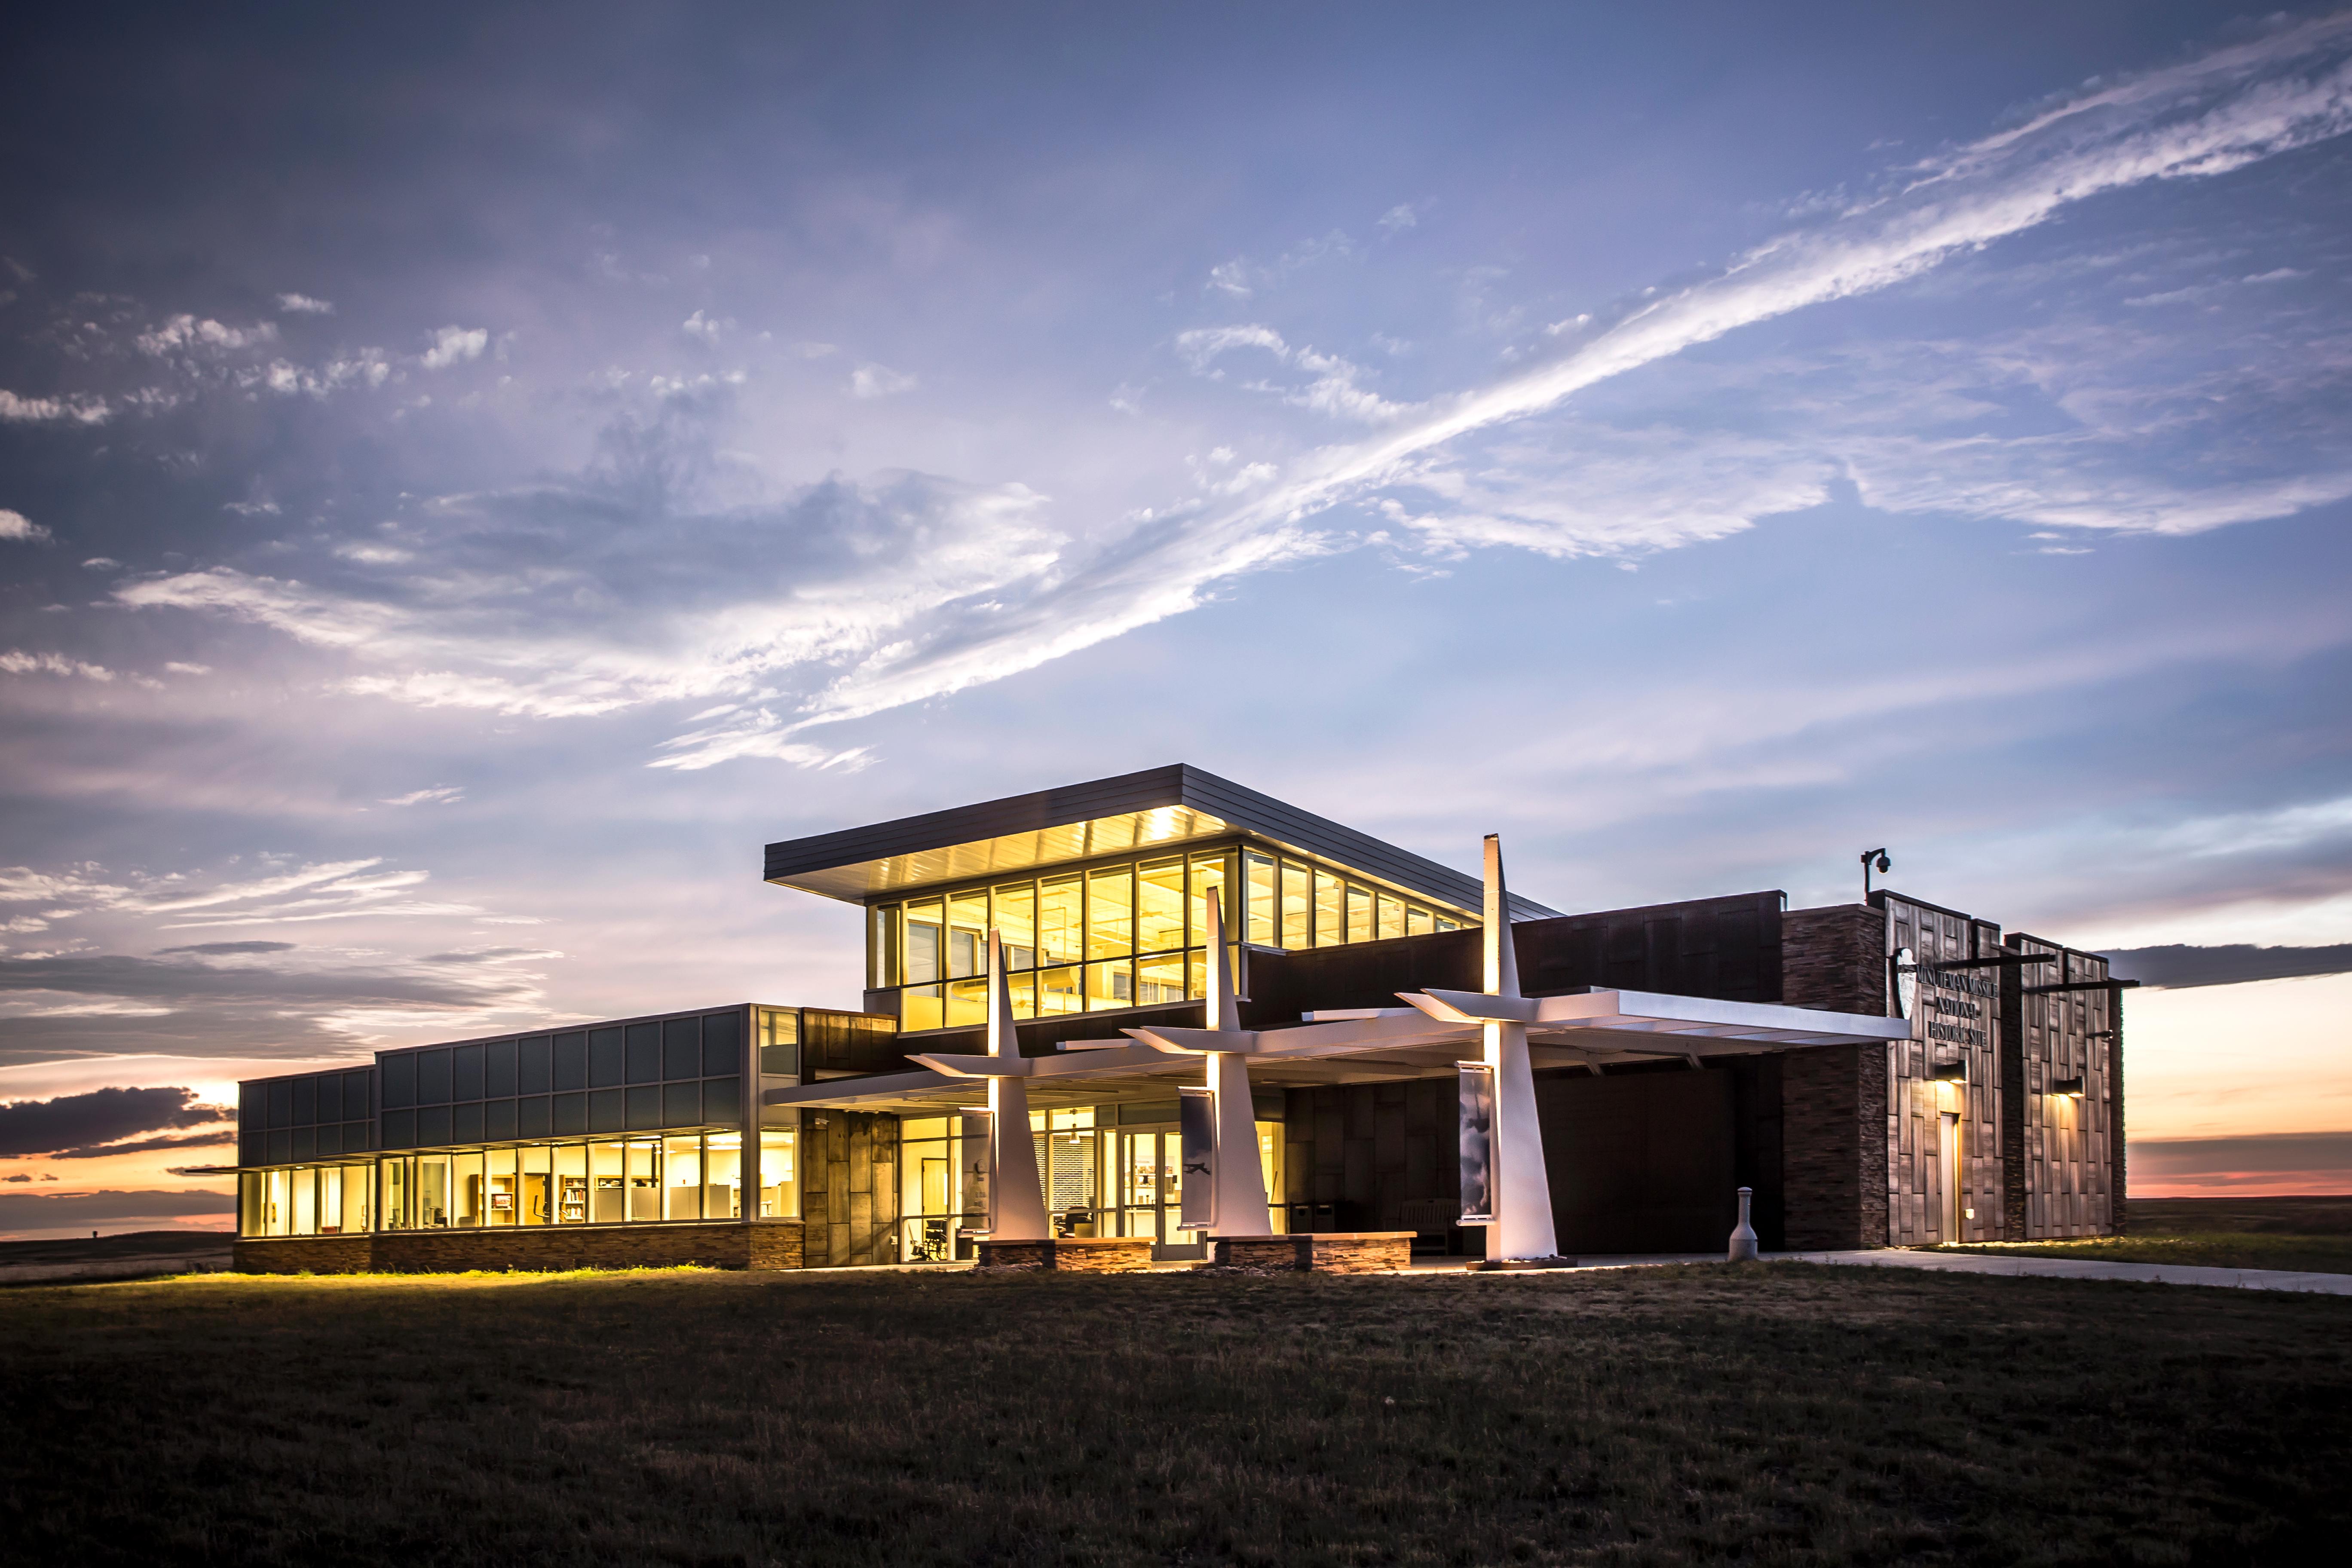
left=3, top=1261, right=2347, bottom=1565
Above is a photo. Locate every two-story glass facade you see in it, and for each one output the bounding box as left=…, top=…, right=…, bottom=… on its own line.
left=867, top=844, right=1468, bottom=1030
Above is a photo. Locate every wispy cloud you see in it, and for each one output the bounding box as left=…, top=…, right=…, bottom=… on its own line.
left=0, top=509, right=51, bottom=543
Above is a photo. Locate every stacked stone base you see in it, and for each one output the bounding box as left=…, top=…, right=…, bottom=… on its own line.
left=1212, top=1232, right=1413, bottom=1273
left=234, top=1221, right=802, bottom=1276
left=975, top=1237, right=1155, bottom=1272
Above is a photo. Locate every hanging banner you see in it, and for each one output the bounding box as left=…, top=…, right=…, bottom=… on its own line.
left=1178, top=1087, right=1217, bottom=1233
left=956, top=1109, right=992, bottom=1237
left=1457, top=1062, right=1497, bottom=1225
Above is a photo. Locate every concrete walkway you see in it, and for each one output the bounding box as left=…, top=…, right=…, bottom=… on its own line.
left=1779, top=1247, right=2352, bottom=1296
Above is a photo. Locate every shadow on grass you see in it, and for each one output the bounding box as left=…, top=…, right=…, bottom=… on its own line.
left=4, top=1262, right=2347, bottom=1565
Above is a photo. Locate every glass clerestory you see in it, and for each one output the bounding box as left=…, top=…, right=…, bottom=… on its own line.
left=869, top=843, right=1467, bottom=1031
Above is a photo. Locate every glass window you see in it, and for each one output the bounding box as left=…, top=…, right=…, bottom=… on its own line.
left=1137, top=952, right=1185, bottom=1006
left=588, top=1028, right=625, bottom=1087
left=290, top=1167, right=318, bottom=1236
left=1189, top=853, right=1230, bottom=948
left=554, top=1144, right=588, bottom=1223
left=702, top=1013, right=741, bottom=1075
left=416, top=1049, right=452, bottom=1105
left=664, top=1135, right=702, bottom=1220
left=627, top=1140, right=662, bottom=1221
left=1039, top=874, right=1083, bottom=967
left=520, top=1145, right=551, bottom=1225
left=1434, top=914, right=1461, bottom=933
left=1087, top=866, right=1133, bottom=962
left=706, top=1133, right=742, bottom=1219
left=903, top=899, right=944, bottom=984
left=626, top=1084, right=662, bottom=1130
left=901, top=984, right=945, bottom=1031
left=417, top=1154, right=452, bottom=1228
left=757, top=1008, right=799, bottom=1076
left=1245, top=852, right=1277, bottom=946
left=591, top=1142, right=627, bottom=1223
left=663, top=1081, right=701, bottom=1125
left=661, top=1017, right=700, bottom=1078
left=758, top=1128, right=799, bottom=1219
left=1008, top=971, right=1038, bottom=1017
left=588, top=1088, right=625, bottom=1134
left=871, top=904, right=896, bottom=989
left=1314, top=868, right=1344, bottom=948
left=1406, top=905, right=1431, bottom=937
left=1281, top=861, right=1311, bottom=949
left=1346, top=884, right=1372, bottom=943
left=1377, top=892, right=1405, bottom=942
left=261, top=1168, right=288, bottom=1236
left=451, top=1150, right=485, bottom=1227
left=1037, top=965, right=1081, bottom=1017
left=380, top=1054, right=415, bottom=1110
left=900, top=1119, right=959, bottom=1262
left=946, top=977, right=987, bottom=1029
left=1137, top=858, right=1186, bottom=954
left=703, top=1077, right=742, bottom=1124
left=485, top=1147, right=518, bottom=1226
left=293, top=1076, right=317, bottom=1126
left=382, top=1157, right=410, bottom=1231
left=946, top=890, right=987, bottom=979
left=1084, top=959, right=1131, bottom=1011
left=519, top=1096, right=551, bottom=1139
left=239, top=1172, right=261, bottom=1237
left=995, top=882, right=1036, bottom=970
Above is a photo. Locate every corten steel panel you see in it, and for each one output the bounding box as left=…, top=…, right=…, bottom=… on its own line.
left=1515, top=892, right=1785, bottom=1004
left=762, top=763, right=1559, bottom=918
left=2005, top=934, right=2118, bottom=1240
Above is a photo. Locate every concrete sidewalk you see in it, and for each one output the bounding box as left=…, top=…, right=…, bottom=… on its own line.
left=1779, top=1247, right=2352, bottom=1296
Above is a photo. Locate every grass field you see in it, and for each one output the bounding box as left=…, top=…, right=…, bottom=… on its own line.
left=5, top=1261, right=2348, bottom=1565
left=1929, top=1195, right=2352, bottom=1275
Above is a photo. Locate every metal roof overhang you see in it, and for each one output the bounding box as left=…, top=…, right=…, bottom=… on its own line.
left=760, top=763, right=1558, bottom=918
left=762, top=988, right=1911, bottom=1115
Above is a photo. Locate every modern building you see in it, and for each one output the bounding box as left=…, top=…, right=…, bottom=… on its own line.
left=228, top=764, right=2127, bottom=1274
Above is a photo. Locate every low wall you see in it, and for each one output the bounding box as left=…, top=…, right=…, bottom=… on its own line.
left=233, top=1222, right=803, bottom=1276
left=1213, top=1232, right=1413, bottom=1273
left=974, top=1237, right=1155, bottom=1272
left=234, top=1235, right=375, bottom=1275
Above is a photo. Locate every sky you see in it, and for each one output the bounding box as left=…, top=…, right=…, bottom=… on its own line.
left=3, top=2, right=2351, bottom=1236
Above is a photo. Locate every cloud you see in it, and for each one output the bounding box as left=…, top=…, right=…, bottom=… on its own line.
left=381, top=785, right=464, bottom=806
left=849, top=362, right=918, bottom=398
left=0, top=650, right=115, bottom=681
left=2128, top=1131, right=2352, bottom=1194
left=0, top=508, right=51, bottom=542
left=420, top=325, right=488, bottom=370
left=0, top=1085, right=227, bottom=1159
left=1379, top=203, right=1419, bottom=232
left=276, top=292, right=335, bottom=314
left=153, top=941, right=297, bottom=956
left=2107, top=943, right=2352, bottom=989
left=0, top=389, right=109, bottom=424
left=136, top=315, right=277, bottom=355
left=1173, top=328, right=1406, bottom=423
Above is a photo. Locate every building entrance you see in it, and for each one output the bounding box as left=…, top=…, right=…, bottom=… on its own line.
left=1940, top=1112, right=1963, bottom=1241
left=1116, top=1127, right=1204, bottom=1260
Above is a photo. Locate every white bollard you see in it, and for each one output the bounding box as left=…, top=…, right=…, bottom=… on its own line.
left=1727, top=1185, right=1758, bottom=1262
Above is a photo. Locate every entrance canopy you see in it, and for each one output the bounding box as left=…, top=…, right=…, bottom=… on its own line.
left=765, top=987, right=1911, bottom=1116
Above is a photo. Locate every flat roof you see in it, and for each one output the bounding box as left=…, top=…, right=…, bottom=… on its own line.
left=762, top=763, right=1561, bottom=918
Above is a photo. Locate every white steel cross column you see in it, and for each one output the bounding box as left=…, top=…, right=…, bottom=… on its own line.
left=907, top=930, right=1049, bottom=1241
left=1122, top=896, right=1272, bottom=1236
left=1405, top=836, right=1561, bottom=1262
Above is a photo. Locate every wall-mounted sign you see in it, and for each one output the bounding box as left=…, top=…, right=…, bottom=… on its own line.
left=1458, top=1062, right=1496, bottom=1225
left=1178, top=1087, right=1216, bottom=1233
left=1894, top=946, right=1917, bottom=1019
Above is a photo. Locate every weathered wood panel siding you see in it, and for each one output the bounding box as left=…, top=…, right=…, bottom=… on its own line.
left=2005, top=936, right=2118, bottom=1238
left=1877, top=895, right=2004, bottom=1247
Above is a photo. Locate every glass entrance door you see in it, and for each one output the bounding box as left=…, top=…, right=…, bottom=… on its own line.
left=1118, top=1127, right=1203, bottom=1260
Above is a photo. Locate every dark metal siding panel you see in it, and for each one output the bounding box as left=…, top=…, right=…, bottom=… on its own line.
left=1515, top=891, right=1786, bottom=1004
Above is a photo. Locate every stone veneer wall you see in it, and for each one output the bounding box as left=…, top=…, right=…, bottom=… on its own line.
left=1213, top=1233, right=1412, bottom=1272
left=1779, top=905, right=1892, bottom=1250
left=234, top=1222, right=802, bottom=1275
left=802, top=1109, right=899, bottom=1267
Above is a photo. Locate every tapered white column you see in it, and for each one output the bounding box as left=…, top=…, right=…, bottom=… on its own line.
left=983, top=930, right=1050, bottom=1241
left=1202, top=900, right=1271, bottom=1235
left=1481, top=836, right=1559, bottom=1262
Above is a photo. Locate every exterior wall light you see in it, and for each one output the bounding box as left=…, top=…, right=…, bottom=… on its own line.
left=1928, top=1060, right=1966, bottom=1083
left=2049, top=1076, right=2086, bottom=1097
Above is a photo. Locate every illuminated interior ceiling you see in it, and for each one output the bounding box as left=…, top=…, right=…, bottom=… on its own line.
left=774, top=803, right=1234, bottom=900
left=763, top=763, right=1559, bottom=918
